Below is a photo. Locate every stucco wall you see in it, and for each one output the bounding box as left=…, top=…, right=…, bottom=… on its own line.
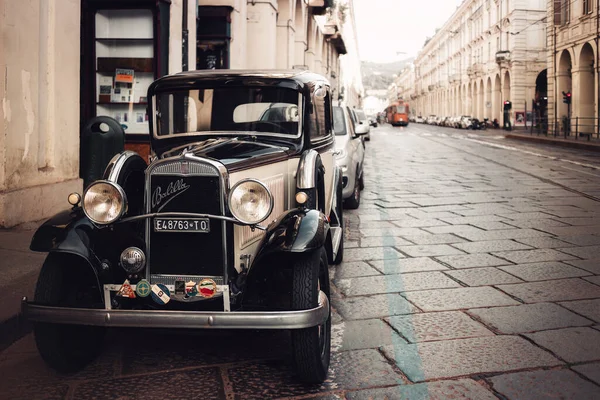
left=0, top=0, right=82, bottom=227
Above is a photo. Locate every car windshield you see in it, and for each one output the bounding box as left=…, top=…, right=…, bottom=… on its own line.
left=397, top=105, right=406, bottom=113
left=333, top=107, right=346, bottom=136
left=154, top=87, right=300, bottom=137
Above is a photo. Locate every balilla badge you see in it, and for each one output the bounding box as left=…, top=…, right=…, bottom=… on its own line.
left=152, top=179, right=190, bottom=211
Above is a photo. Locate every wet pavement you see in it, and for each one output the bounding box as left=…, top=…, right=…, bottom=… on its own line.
left=2, top=122, right=600, bottom=399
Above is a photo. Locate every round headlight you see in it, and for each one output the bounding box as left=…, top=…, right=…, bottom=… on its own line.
left=229, top=179, right=274, bottom=225
left=83, top=181, right=127, bottom=225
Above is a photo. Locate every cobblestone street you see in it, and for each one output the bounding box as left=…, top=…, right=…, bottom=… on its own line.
left=2, top=123, right=600, bottom=399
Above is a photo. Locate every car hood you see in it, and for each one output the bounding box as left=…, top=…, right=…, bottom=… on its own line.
left=161, top=137, right=294, bottom=170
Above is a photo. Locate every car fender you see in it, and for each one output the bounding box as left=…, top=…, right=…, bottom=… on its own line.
left=30, top=208, right=102, bottom=287
left=252, top=208, right=329, bottom=267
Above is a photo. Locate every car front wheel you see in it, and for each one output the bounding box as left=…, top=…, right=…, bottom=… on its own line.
left=291, top=247, right=331, bottom=383
left=33, top=254, right=106, bottom=373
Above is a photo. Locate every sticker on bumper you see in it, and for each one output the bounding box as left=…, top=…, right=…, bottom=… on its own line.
left=117, top=279, right=136, bottom=299
left=151, top=284, right=171, bottom=305
left=135, top=279, right=151, bottom=298
left=197, top=278, right=217, bottom=298
left=184, top=281, right=198, bottom=298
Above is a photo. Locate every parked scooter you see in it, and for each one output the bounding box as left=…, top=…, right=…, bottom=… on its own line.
left=470, top=118, right=484, bottom=130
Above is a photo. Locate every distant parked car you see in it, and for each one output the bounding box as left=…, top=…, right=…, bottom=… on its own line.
left=459, top=115, right=472, bottom=129
left=426, top=115, right=437, bottom=125
left=368, top=117, right=378, bottom=127
left=334, top=106, right=366, bottom=209
left=416, top=116, right=424, bottom=123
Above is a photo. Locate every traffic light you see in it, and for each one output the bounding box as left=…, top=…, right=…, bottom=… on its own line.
left=503, top=100, right=512, bottom=111
left=562, top=91, right=572, bottom=104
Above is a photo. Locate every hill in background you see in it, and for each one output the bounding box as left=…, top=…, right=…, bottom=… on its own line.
left=361, top=58, right=414, bottom=92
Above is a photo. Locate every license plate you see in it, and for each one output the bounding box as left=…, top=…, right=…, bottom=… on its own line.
left=154, top=218, right=210, bottom=233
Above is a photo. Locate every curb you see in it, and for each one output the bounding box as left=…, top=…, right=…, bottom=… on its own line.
left=0, top=312, right=32, bottom=353
left=505, top=133, right=600, bottom=152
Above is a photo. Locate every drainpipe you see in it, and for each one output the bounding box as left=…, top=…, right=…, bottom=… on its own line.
left=554, top=24, right=557, bottom=135
left=182, top=0, right=188, bottom=71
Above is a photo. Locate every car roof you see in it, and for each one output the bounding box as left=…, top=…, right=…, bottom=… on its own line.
left=148, top=69, right=331, bottom=94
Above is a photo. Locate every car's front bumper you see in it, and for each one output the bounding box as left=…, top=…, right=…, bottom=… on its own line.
left=21, top=291, right=329, bottom=330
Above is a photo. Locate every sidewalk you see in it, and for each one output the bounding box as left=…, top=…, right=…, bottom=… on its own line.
left=504, top=131, right=600, bottom=152
left=0, top=224, right=44, bottom=352
left=472, top=126, right=600, bottom=152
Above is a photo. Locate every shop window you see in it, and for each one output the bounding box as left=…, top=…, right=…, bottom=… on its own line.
left=197, top=7, right=232, bottom=69
left=94, top=9, right=155, bottom=135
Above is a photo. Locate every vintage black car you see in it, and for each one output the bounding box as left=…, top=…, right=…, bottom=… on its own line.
left=23, top=70, right=346, bottom=383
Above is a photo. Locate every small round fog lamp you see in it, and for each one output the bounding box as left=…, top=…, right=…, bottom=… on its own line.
left=296, top=191, right=308, bottom=205
left=119, top=247, right=146, bottom=274
left=68, top=193, right=81, bottom=206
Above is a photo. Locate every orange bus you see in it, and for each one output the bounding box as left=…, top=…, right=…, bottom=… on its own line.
left=386, top=101, right=410, bottom=126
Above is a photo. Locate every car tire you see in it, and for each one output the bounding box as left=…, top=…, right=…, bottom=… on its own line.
left=332, top=176, right=344, bottom=265
left=291, top=247, right=331, bottom=383
left=33, top=254, right=106, bottom=373
left=344, top=174, right=361, bottom=210
left=359, top=171, right=365, bottom=191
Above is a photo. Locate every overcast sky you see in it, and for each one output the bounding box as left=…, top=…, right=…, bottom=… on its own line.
left=353, top=0, right=464, bottom=62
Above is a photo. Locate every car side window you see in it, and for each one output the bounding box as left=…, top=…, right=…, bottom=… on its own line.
left=333, top=107, right=346, bottom=136
left=310, top=91, right=332, bottom=141
left=346, top=111, right=357, bottom=137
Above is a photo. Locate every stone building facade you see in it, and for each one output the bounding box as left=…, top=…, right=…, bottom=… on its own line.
left=0, top=0, right=362, bottom=227
left=411, top=0, right=547, bottom=125
left=389, top=64, right=416, bottom=105
left=546, top=0, right=598, bottom=135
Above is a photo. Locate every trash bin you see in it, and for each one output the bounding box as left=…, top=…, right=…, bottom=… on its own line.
left=81, top=116, right=125, bottom=188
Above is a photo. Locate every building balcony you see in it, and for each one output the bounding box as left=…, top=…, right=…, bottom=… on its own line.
left=467, top=63, right=484, bottom=77
left=495, top=51, right=511, bottom=64
left=308, top=0, right=334, bottom=15
left=449, top=74, right=460, bottom=83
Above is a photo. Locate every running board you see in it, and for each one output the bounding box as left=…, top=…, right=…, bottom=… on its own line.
left=331, top=226, right=343, bottom=258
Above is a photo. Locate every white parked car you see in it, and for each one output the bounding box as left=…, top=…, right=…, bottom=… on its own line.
left=334, top=106, right=366, bottom=209
left=459, top=115, right=473, bottom=129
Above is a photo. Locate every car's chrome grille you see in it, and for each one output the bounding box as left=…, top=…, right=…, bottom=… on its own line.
left=238, top=174, right=285, bottom=247
left=150, top=274, right=224, bottom=286
left=151, top=160, right=219, bottom=176
left=146, top=158, right=227, bottom=279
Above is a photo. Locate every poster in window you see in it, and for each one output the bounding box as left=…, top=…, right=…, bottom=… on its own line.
left=115, top=68, right=135, bottom=83
left=99, top=76, right=113, bottom=102
left=515, top=111, right=525, bottom=126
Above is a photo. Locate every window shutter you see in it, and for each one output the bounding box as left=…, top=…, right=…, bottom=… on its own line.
left=553, top=0, right=561, bottom=25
